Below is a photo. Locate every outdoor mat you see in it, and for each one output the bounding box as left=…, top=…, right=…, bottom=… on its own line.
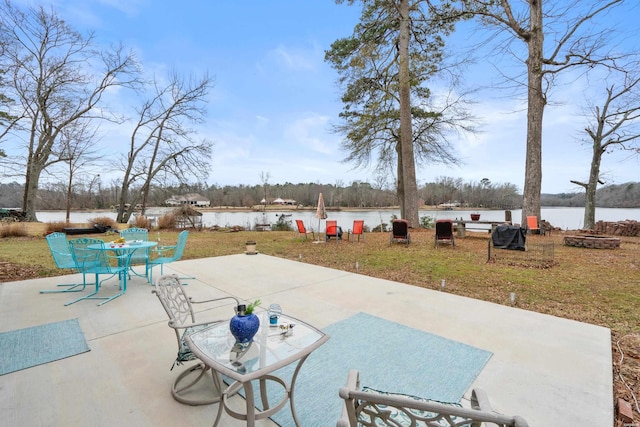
left=0, top=318, right=90, bottom=376
left=261, top=312, right=493, bottom=426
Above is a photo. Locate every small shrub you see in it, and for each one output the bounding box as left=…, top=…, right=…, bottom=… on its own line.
left=0, top=223, right=28, bottom=237
left=371, top=223, right=388, bottom=232
left=271, top=221, right=292, bottom=231
left=46, top=221, right=70, bottom=233
left=157, top=213, right=176, bottom=230
left=132, top=215, right=152, bottom=230
left=420, top=215, right=434, bottom=229
left=88, top=216, right=117, bottom=228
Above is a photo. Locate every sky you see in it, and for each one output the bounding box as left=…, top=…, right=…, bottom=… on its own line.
left=9, top=0, right=640, bottom=194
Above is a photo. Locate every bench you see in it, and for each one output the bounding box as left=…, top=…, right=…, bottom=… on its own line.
left=337, top=370, right=529, bottom=427
left=454, top=220, right=511, bottom=237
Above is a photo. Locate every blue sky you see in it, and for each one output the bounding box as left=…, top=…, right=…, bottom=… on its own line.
left=15, top=0, right=640, bottom=194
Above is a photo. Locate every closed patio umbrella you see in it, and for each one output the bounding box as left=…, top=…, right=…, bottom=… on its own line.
left=314, top=193, right=327, bottom=243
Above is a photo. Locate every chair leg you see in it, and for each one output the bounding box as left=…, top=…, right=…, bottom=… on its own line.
left=64, top=273, right=125, bottom=306
left=171, top=363, right=221, bottom=406
left=40, top=272, right=88, bottom=294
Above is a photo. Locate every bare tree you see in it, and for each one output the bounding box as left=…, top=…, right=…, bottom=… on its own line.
left=259, top=171, right=270, bottom=210
left=0, top=21, right=21, bottom=156
left=116, top=71, right=214, bottom=223
left=55, top=120, right=102, bottom=222
left=0, top=0, right=140, bottom=221
left=459, top=0, right=625, bottom=225
left=571, top=67, right=640, bottom=229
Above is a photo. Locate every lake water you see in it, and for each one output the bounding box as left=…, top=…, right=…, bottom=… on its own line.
left=36, top=207, right=640, bottom=231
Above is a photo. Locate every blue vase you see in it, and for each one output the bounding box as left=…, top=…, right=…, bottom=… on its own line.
left=229, top=313, right=260, bottom=343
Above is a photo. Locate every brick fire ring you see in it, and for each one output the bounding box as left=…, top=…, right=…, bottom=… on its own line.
left=563, top=235, right=621, bottom=249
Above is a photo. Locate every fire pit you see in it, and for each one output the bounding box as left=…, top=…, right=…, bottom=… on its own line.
left=563, top=235, right=620, bottom=249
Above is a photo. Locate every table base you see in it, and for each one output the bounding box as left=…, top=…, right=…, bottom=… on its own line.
left=212, top=353, right=312, bottom=427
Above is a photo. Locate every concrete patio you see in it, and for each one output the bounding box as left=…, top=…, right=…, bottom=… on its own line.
left=0, top=254, right=613, bottom=426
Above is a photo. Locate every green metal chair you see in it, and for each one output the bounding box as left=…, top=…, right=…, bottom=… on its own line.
left=40, top=232, right=87, bottom=294
left=119, top=227, right=150, bottom=278
left=148, top=230, right=189, bottom=284
left=66, top=238, right=128, bottom=306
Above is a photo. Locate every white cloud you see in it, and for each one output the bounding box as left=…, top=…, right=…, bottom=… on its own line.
left=269, top=44, right=319, bottom=71
left=283, top=114, right=335, bottom=155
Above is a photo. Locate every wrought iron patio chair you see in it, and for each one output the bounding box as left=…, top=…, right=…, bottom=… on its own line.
left=119, top=227, right=150, bottom=278
left=337, top=370, right=529, bottom=427
left=152, top=274, right=239, bottom=405
left=390, top=219, right=410, bottom=245
left=40, top=232, right=87, bottom=294
left=66, top=238, right=129, bottom=306
left=148, top=230, right=189, bottom=284
left=295, top=219, right=315, bottom=241
left=435, top=219, right=455, bottom=248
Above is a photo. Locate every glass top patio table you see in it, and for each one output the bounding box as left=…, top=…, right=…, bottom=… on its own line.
left=186, top=312, right=329, bottom=426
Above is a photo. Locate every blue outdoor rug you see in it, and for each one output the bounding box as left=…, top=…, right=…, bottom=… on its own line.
left=0, top=318, right=90, bottom=375
left=264, top=312, right=493, bottom=427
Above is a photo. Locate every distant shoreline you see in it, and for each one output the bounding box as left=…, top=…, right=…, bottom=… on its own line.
left=37, top=205, right=504, bottom=214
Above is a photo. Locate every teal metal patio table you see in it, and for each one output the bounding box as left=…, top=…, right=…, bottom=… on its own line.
left=186, top=312, right=329, bottom=427
left=87, top=240, right=157, bottom=301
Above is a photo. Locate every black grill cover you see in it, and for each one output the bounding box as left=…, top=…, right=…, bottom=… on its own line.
left=491, top=225, right=526, bottom=251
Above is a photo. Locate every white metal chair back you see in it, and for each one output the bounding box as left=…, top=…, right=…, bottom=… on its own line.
left=153, top=274, right=197, bottom=345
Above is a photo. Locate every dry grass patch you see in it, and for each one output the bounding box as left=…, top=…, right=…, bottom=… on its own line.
left=0, top=222, right=29, bottom=237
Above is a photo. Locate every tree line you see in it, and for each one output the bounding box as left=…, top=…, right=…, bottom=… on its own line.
left=2, top=178, right=638, bottom=213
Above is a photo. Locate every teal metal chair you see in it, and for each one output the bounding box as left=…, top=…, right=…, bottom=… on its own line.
left=66, top=238, right=128, bottom=306
left=148, top=230, right=189, bottom=284
left=40, top=232, right=87, bottom=294
left=119, top=227, right=150, bottom=278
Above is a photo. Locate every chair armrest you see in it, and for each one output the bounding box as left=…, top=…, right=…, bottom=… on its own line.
left=167, top=318, right=223, bottom=331
left=154, top=244, right=176, bottom=251
left=190, top=295, right=240, bottom=307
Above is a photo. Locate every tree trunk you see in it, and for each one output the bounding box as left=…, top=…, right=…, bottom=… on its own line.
left=116, top=183, right=129, bottom=223
left=521, top=0, right=544, bottom=226
left=398, top=0, right=419, bottom=227
left=396, top=142, right=405, bottom=218
left=22, top=162, right=41, bottom=222
left=584, top=143, right=604, bottom=229
left=65, top=163, right=72, bottom=223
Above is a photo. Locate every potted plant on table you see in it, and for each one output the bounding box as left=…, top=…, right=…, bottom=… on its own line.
left=230, top=299, right=261, bottom=344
